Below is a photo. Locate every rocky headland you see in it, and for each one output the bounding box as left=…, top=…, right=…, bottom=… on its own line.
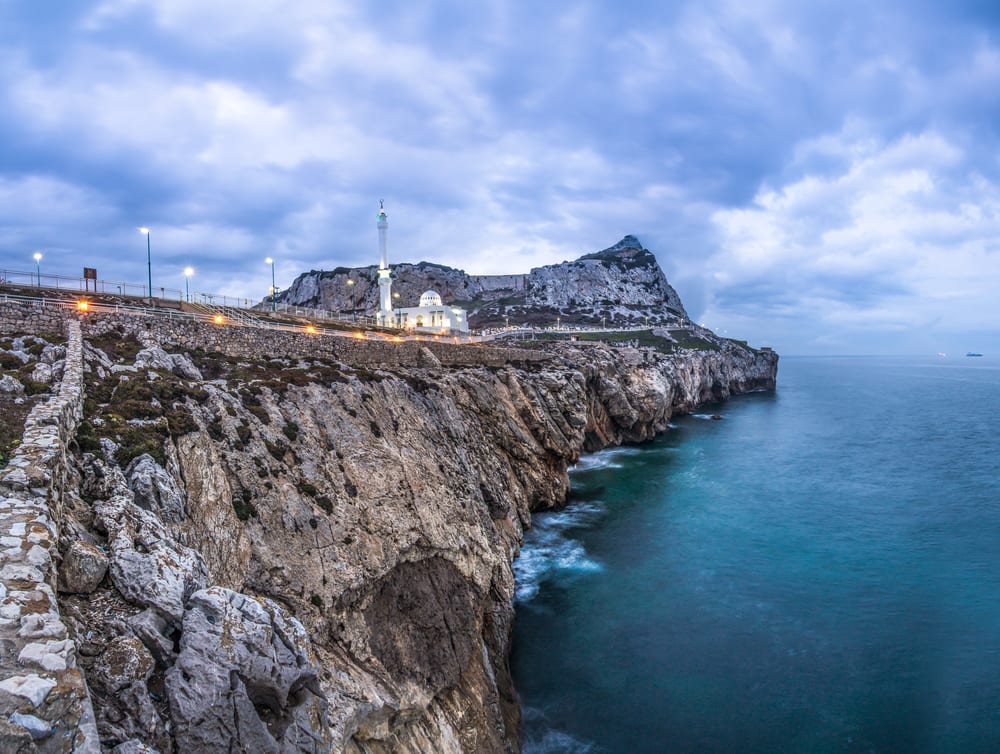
left=279, top=235, right=687, bottom=329
left=0, top=240, right=778, bottom=752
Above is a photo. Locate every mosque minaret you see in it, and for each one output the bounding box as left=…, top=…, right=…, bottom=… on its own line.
left=376, top=200, right=393, bottom=326
left=371, top=199, right=469, bottom=334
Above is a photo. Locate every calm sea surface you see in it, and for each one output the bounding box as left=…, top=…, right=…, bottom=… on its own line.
left=512, top=356, right=1000, bottom=754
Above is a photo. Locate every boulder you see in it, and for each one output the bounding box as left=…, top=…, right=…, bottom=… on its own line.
left=134, top=347, right=174, bottom=372
left=112, top=740, right=161, bottom=754
left=40, top=344, right=66, bottom=364
left=126, top=609, right=176, bottom=667
left=92, top=637, right=153, bottom=693
left=0, top=374, right=24, bottom=394
left=95, top=485, right=208, bottom=622
left=112, top=740, right=160, bottom=754
left=30, top=362, right=53, bottom=384
left=166, top=587, right=331, bottom=753
left=126, top=454, right=186, bottom=523
left=169, top=353, right=203, bottom=381
left=59, top=541, right=108, bottom=593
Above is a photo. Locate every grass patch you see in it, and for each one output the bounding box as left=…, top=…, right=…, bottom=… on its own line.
left=0, top=399, right=33, bottom=468
left=89, top=330, right=143, bottom=363
left=114, top=423, right=169, bottom=467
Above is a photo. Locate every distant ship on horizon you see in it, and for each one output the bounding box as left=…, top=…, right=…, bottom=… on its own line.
left=966, top=352, right=984, bottom=357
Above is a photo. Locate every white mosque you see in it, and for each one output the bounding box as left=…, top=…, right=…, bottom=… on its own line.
left=375, top=201, right=469, bottom=334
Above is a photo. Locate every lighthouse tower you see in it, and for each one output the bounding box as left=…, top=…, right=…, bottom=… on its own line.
left=376, top=200, right=393, bottom=326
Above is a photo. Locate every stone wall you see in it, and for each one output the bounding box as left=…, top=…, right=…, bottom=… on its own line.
left=468, top=274, right=527, bottom=292
left=0, top=299, right=70, bottom=338
left=0, top=300, right=548, bottom=369
left=78, top=311, right=548, bottom=368
left=0, top=317, right=100, bottom=752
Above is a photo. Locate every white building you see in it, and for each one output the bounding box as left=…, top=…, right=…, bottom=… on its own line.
left=395, top=290, right=469, bottom=333
left=372, top=202, right=469, bottom=333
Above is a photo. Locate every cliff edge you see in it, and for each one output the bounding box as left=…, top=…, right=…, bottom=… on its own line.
left=0, top=275, right=776, bottom=752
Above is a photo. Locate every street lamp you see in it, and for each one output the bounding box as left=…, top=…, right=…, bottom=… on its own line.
left=602, top=315, right=606, bottom=329
left=346, top=278, right=356, bottom=322
left=393, top=291, right=400, bottom=327
left=139, top=228, right=151, bottom=298
left=265, top=257, right=276, bottom=311
left=33, top=252, right=41, bottom=286
left=184, top=267, right=193, bottom=303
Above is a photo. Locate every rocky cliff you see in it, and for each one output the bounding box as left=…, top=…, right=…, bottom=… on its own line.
left=2, top=304, right=777, bottom=753
left=279, top=236, right=687, bottom=329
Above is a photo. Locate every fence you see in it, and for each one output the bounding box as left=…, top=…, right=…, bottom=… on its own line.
left=0, top=267, right=185, bottom=300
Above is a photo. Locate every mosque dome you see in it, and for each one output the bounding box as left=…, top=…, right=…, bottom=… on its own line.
left=419, top=290, right=443, bottom=307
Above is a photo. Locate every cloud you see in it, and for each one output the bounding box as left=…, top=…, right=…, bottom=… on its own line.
left=706, top=128, right=1000, bottom=352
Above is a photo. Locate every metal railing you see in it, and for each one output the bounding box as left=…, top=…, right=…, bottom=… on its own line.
left=0, top=268, right=184, bottom=300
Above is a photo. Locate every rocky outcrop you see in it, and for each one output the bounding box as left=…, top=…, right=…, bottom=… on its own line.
left=279, top=236, right=688, bottom=328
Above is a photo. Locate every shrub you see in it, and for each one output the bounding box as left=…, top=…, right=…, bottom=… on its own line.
left=297, top=481, right=318, bottom=498
left=166, top=409, right=199, bottom=437
left=232, top=490, right=258, bottom=521
left=316, top=496, right=334, bottom=514
left=0, top=353, right=22, bottom=370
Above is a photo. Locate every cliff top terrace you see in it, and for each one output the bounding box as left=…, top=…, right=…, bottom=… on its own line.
left=0, top=281, right=475, bottom=345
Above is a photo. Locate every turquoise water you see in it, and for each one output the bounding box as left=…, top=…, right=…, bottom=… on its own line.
left=512, top=356, right=1000, bottom=753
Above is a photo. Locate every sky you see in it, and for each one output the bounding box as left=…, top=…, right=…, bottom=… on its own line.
left=1, top=0, right=998, bottom=354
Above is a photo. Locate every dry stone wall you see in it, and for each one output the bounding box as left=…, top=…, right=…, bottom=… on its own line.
left=0, top=299, right=69, bottom=337
left=0, top=317, right=100, bottom=753
left=79, top=311, right=548, bottom=368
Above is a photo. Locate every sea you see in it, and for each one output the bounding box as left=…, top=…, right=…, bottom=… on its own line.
left=511, top=355, right=1000, bottom=754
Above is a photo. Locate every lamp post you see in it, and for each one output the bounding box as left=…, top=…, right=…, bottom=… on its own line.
left=602, top=315, right=606, bottom=329
left=184, top=267, right=193, bottom=303
left=33, top=252, right=41, bottom=286
left=139, top=228, right=151, bottom=298
left=265, top=257, right=276, bottom=311
left=505, top=315, right=509, bottom=329
left=393, top=291, right=400, bottom=327
left=347, top=278, right=356, bottom=322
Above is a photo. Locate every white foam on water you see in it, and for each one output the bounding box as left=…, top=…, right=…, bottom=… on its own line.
left=523, top=729, right=598, bottom=754
left=570, top=445, right=645, bottom=472
left=690, top=413, right=720, bottom=420
left=515, top=502, right=606, bottom=603
left=521, top=707, right=600, bottom=754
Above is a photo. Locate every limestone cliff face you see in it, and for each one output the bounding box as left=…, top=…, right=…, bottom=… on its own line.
left=279, top=236, right=687, bottom=329
left=47, top=316, right=777, bottom=753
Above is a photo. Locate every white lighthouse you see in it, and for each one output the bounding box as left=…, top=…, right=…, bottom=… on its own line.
left=376, top=200, right=393, bottom=326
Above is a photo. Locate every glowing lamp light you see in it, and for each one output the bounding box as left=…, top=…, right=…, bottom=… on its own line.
left=353, top=331, right=365, bottom=339
left=392, top=336, right=403, bottom=343
left=306, top=325, right=317, bottom=334
left=76, top=300, right=89, bottom=312
left=213, top=314, right=224, bottom=325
